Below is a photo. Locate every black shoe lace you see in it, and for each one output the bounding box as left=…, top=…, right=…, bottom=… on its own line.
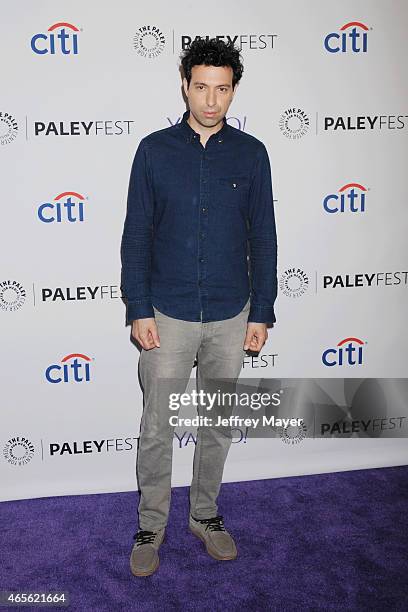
left=195, top=514, right=226, bottom=532
left=134, top=530, right=156, bottom=546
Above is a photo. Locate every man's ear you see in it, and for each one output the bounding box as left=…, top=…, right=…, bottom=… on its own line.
left=182, top=77, right=189, bottom=97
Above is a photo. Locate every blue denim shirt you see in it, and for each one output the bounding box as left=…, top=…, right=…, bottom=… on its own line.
left=120, top=109, right=277, bottom=325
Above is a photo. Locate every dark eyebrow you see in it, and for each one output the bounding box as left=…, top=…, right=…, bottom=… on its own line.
left=193, top=82, right=231, bottom=87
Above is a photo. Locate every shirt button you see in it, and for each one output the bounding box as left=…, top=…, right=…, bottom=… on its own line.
left=199, top=258, right=204, bottom=263
left=202, top=207, right=207, bottom=212
left=200, top=232, right=205, bottom=238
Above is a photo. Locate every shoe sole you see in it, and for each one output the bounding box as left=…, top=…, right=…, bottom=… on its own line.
left=189, top=526, right=238, bottom=561
left=130, top=556, right=159, bottom=577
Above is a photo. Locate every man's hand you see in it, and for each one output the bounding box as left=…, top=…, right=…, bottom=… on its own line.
left=131, top=317, right=160, bottom=350
left=243, top=322, right=268, bottom=352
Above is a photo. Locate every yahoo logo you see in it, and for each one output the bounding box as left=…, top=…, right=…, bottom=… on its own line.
left=45, top=353, right=92, bottom=383
left=323, top=183, right=367, bottom=213
left=324, top=21, right=369, bottom=53
left=322, top=337, right=365, bottom=367
left=38, top=191, right=86, bottom=223
left=31, top=22, right=80, bottom=55
left=167, top=114, right=247, bottom=132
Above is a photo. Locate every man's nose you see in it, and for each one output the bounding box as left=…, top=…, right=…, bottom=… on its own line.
left=206, top=91, right=217, bottom=107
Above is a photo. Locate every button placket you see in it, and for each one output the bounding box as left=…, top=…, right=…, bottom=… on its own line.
left=198, top=150, right=210, bottom=320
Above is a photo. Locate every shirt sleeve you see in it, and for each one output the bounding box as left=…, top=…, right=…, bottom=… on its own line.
left=120, top=138, right=155, bottom=324
left=247, top=142, right=278, bottom=325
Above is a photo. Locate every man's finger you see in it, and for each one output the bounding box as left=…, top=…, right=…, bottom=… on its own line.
left=244, top=330, right=267, bottom=351
left=249, top=335, right=261, bottom=350
left=243, top=330, right=252, bottom=350
left=150, top=325, right=161, bottom=348
left=138, top=330, right=153, bottom=350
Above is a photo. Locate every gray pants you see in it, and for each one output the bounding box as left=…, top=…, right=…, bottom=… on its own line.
left=136, top=298, right=250, bottom=531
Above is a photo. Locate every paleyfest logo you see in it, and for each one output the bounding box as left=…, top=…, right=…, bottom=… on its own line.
left=133, top=25, right=166, bottom=58
left=279, top=108, right=310, bottom=139
left=0, top=111, right=18, bottom=145
left=179, top=33, right=278, bottom=51
left=32, top=119, right=135, bottom=137
left=323, top=114, right=407, bottom=132
left=322, top=271, right=408, bottom=290
left=37, top=191, right=87, bottom=223
left=31, top=22, right=81, bottom=55
left=324, top=21, right=370, bottom=53
left=0, top=280, right=26, bottom=312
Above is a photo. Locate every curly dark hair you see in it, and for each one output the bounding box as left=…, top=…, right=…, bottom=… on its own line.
left=180, top=38, right=244, bottom=88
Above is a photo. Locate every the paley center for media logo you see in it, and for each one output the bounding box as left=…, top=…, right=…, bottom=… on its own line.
left=281, top=110, right=406, bottom=136
left=0, top=111, right=18, bottom=145
left=0, top=280, right=26, bottom=312
left=133, top=25, right=166, bottom=58
left=3, top=436, right=35, bottom=466
left=279, top=108, right=310, bottom=139
left=1, top=280, right=121, bottom=312
left=279, top=268, right=309, bottom=298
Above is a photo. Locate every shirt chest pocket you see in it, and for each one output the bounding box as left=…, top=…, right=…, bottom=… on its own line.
left=215, top=176, right=250, bottom=208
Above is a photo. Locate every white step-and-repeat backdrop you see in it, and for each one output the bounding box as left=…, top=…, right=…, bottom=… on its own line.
left=1, top=1, right=407, bottom=501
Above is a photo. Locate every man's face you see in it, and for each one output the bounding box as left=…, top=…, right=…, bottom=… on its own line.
left=183, top=64, right=237, bottom=128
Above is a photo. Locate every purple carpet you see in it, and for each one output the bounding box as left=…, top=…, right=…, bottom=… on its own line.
left=1, top=466, right=407, bottom=611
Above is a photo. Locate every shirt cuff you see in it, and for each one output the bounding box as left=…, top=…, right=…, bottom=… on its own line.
left=248, top=304, right=276, bottom=325
left=126, top=300, right=155, bottom=324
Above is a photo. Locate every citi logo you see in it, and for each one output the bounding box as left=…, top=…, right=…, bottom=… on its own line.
left=31, top=22, right=80, bottom=55
left=323, top=183, right=367, bottom=213
left=322, top=337, right=365, bottom=367
left=38, top=191, right=86, bottom=223
left=324, top=21, right=369, bottom=53
left=45, top=353, right=92, bottom=383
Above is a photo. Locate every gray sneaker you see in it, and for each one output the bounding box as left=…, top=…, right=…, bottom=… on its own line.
left=130, top=528, right=165, bottom=576
left=189, top=514, right=237, bottom=560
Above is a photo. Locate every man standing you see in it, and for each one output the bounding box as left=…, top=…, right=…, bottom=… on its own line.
left=120, top=38, right=277, bottom=576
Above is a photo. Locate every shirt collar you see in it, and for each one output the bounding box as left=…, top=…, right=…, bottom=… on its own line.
left=180, top=109, right=228, bottom=144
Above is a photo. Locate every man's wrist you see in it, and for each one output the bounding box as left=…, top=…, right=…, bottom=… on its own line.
left=248, top=304, right=276, bottom=325
left=126, top=300, right=154, bottom=325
